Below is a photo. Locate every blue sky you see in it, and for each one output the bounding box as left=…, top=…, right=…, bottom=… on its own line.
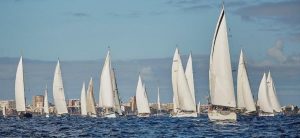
left=0, top=0, right=299, bottom=61
left=0, top=0, right=300, bottom=106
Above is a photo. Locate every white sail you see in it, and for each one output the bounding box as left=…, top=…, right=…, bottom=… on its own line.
left=185, top=53, right=196, bottom=105
left=257, top=73, right=273, bottom=113
left=111, top=68, right=122, bottom=115
left=2, top=106, right=6, bottom=116
left=197, top=101, right=201, bottom=114
left=237, top=50, right=256, bottom=112
left=99, top=51, right=115, bottom=108
left=136, top=75, right=150, bottom=114
left=44, top=87, right=49, bottom=115
left=177, top=52, right=196, bottom=111
left=209, top=7, right=236, bottom=108
left=172, top=48, right=180, bottom=113
left=53, top=60, right=68, bottom=115
left=15, top=56, right=26, bottom=112
left=86, top=77, right=96, bottom=115
left=80, top=82, right=87, bottom=116
left=267, top=71, right=281, bottom=112
left=157, top=87, right=161, bottom=111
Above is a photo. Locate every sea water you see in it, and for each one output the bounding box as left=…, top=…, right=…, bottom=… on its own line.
left=0, top=115, right=299, bottom=137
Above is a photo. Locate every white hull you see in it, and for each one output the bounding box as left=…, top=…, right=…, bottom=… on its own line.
left=171, top=112, right=197, bottom=118
left=208, top=110, right=237, bottom=121
left=104, top=112, right=117, bottom=118
left=259, top=112, right=274, bottom=117
left=88, top=114, right=97, bottom=118
left=45, top=114, right=49, bottom=118
left=137, top=113, right=150, bottom=118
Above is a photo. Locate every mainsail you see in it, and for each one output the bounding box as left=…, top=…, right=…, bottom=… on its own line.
left=44, top=87, right=49, bottom=115
left=99, top=51, right=115, bottom=108
left=86, top=77, right=96, bottom=115
left=172, top=48, right=180, bottom=112
left=52, top=60, right=68, bottom=115
left=267, top=71, right=281, bottom=112
left=172, top=48, right=196, bottom=112
left=136, top=75, right=150, bottom=114
left=209, top=6, right=236, bottom=108
left=176, top=51, right=196, bottom=111
left=237, top=50, right=256, bottom=112
left=111, top=68, right=122, bottom=115
left=80, top=82, right=87, bottom=116
left=157, top=87, right=161, bottom=111
left=257, top=73, right=273, bottom=113
left=15, top=56, right=26, bottom=112
left=185, top=53, right=196, bottom=105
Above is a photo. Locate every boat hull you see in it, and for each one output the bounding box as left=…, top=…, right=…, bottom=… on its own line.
left=171, top=112, right=197, bottom=118
left=208, top=110, right=237, bottom=121
left=259, top=112, right=274, bottom=117
left=18, top=112, right=32, bottom=118
left=104, top=112, right=118, bottom=118
left=137, top=113, right=150, bottom=118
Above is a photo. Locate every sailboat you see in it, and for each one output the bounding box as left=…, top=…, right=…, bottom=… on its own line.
left=257, top=73, right=274, bottom=116
left=236, top=50, right=256, bottom=115
left=208, top=5, right=237, bottom=121
left=86, top=77, right=97, bottom=117
left=267, top=71, right=282, bottom=114
left=52, top=59, right=68, bottom=116
left=99, top=50, right=122, bottom=118
left=136, top=75, right=151, bottom=117
left=2, top=106, right=6, bottom=117
left=197, top=101, right=201, bottom=114
left=15, top=56, right=32, bottom=118
left=44, top=86, right=50, bottom=117
left=157, top=87, right=161, bottom=115
left=171, top=48, right=197, bottom=117
left=80, top=82, right=87, bottom=116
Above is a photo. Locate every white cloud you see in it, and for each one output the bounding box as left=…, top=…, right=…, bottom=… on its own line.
left=267, top=39, right=287, bottom=63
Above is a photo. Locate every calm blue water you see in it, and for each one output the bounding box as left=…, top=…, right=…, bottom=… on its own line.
left=0, top=115, right=299, bottom=137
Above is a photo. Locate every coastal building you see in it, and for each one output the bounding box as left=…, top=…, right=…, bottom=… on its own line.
left=0, top=100, right=16, bottom=109
left=67, top=99, right=80, bottom=115
left=32, top=95, right=44, bottom=113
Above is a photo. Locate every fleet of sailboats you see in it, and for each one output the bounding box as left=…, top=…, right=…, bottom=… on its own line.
left=2, top=3, right=285, bottom=121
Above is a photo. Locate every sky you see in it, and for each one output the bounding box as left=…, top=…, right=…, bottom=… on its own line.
left=0, top=0, right=300, bottom=106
